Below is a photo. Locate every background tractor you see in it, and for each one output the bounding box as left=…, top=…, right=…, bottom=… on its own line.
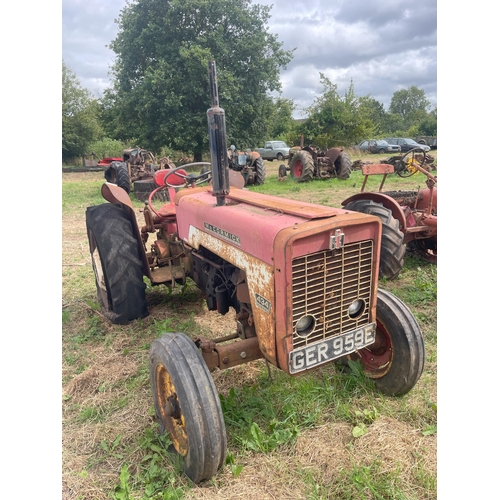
left=227, top=145, right=266, bottom=186
left=342, top=147, right=437, bottom=279
left=102, top=148, right=176, bottom=201
left=85, top=61, right=425, bottom=484
left=278, top=143, right=352, bottom=182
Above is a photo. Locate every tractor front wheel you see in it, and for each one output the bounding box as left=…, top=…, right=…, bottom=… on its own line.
left=349, top=289, right=425, bottom=396
left=86, top=203, right=148, bottom=324
left=150, top=333, right=227, bottom=483
left=290, top=150, right=314, bottom=182
left=343, top=199, right=405, bottom=279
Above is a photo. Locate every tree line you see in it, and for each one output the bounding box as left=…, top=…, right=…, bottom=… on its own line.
left=62, top=0, right=436, bottom=164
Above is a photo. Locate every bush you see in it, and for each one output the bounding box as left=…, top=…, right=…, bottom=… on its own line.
left=87, top=138, right=126, bottom=159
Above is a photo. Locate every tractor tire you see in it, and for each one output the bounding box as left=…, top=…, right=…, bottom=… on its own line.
left=150, top=332, right=227, bottom=483
left=343, top=199, right=405, bottom=279
left=254, top=156, right=266, bottom=185
left=349, top=289, right=425, bottom=396
left=133, top=179, right=170, bottom=202
left=290, top=150, right=315, bottom=182
left=278, top=163, right=287, bottom=178
left=86, top=203, right=148, bottom=324
left=334, top=152, right=352, bottom=180
left=104, top=161, right=131, bottom=193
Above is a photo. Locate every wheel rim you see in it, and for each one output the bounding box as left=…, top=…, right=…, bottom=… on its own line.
left=356, top=319, right=393, bottom=379
left=155, top=364, right=188, bottom=456
left=293, top=159, right=303, bottom=177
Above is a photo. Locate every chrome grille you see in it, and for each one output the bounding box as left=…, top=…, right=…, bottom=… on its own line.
left=291, top=240, right=374, bottom=349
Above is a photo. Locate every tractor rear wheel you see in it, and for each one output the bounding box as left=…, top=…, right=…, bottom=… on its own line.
left=254, top=156, right=266, bottom=185
left=150, top=333, right=227, bottom=483
left=104, top=161, right=131, bottom=193
left=290, top=150, right=314, bottom=182
left=349, top=289, right=425, bottom=396
left=343, top=199, right=405, bottom=279
left=334, top=152, right=352, bottom=180
left=86, top=203, right=148, bottom=324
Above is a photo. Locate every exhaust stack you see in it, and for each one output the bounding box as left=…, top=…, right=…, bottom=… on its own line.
left=207, top=60, right=230, bottom=206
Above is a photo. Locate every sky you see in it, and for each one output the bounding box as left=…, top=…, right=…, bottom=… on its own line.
left=62, top=0, right=437, bottom=117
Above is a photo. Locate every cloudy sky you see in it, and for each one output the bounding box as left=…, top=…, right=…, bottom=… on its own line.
left=62, top=0, right=437, bottom=117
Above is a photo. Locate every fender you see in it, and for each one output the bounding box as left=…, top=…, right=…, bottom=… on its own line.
left=342, top=192, right=407, bottom=232
left=101, top=182, right=152, bottom=279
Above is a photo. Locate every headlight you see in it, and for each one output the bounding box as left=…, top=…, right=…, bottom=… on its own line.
left=348, top=299, right=365, bottom=319
left=295, top=315, right=315, bottom=337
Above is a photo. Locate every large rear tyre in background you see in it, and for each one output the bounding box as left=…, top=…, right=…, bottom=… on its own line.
left=104, top=161, right=131, bottom=193
left=343, top=199, right=405, bottom=279
left=349, top=289, right=425, bottom=396
left=290, top=150, right=314, bottom=182
left=86, top=203, right=148, bottom=324
left=149, top=333, right=227, bottom=483
left=254, top=156, right=266, bottom=185
left=334, top=151, right=352, bottom=180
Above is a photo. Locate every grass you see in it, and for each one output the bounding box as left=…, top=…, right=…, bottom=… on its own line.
left=62, top=151, right=437, bottom=499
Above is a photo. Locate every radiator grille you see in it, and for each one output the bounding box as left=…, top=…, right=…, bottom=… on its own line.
left=291, top=240, right=374, bottom=349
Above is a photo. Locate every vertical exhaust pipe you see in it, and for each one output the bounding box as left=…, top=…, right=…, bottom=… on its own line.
left=207, top=60, right=230, bottom=206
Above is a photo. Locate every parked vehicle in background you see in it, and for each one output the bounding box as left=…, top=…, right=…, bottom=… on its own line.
left=415, top=136, right=437, bottom=149
left=357, top=140, right=401, bottom=154
left=385, top=138, right=431, bottom=153
left=255, top=141, right=290, bottom=161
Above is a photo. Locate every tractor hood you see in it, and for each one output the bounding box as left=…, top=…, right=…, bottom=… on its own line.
left=175, top=187, right=361, bottom=266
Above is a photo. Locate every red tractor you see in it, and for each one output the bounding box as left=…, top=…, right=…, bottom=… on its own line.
left=342, top=148, right=437, bottom=279
left=85, top=62, right=425, bottom=483
left=278, top=142, right=352, bottom=182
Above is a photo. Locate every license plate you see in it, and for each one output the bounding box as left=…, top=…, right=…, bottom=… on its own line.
left=289, top=323, right=376, bottom=374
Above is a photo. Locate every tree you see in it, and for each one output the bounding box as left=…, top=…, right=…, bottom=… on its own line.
left=389, top=86, right=430, bottom=125
left=301, top=76, right=374, bottom=148
left=104, top=0, right=293, bottom=160
left=358, top=96, right=387, bottom=137
left=62, top=61, right=102, bottom=160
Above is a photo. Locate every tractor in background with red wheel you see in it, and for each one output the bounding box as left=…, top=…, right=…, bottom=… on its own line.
left=85, top=61, right=425, bottom=484
left=278, top=144, right=352, bottom=182
left=342, top=148, right=437, bottom=279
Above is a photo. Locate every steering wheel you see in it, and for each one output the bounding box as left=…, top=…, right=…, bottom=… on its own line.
left=146, top=162, right=212, bottom=217
left=396, top=148, right=428, bottom=178
left=162, top=162, right=212, bottom=188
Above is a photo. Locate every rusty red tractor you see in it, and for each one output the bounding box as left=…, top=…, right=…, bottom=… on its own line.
left=342, top=148, right=437, bottom=279
left=278, top=144, right=352, bottom=182
left=85, top=62, right=425, bottom=484
left=226, top=145, right=266, bottom=186
left=102, top=148, right=176, bottom=201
